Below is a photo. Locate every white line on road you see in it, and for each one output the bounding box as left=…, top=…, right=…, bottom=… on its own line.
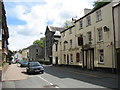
left=37, top=75, right=59, bottom=88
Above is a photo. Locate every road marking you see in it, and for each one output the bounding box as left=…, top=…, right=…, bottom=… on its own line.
left=37, top=75, right=59, bottom=88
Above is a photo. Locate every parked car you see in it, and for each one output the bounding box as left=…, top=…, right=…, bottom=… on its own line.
left=12, top=60, right=16, bottom=64
left=26, top=62, right=44, bottom=74
left=17, top=60, right=23, bottom=64
left=20, top=60, right=28, bottom=67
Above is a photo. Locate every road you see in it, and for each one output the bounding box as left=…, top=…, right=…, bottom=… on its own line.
left=2, top=65, right=118, bottom=89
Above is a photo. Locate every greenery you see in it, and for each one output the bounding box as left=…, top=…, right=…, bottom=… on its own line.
left=33, top=37, right=45, bottom=47
left=93, top=0, right=110, bottom=10
left=2, top=62, right=8, bottom=66
left=63, top=20, right=74, bottom=29
left=8, top=57, right=13, bottom=61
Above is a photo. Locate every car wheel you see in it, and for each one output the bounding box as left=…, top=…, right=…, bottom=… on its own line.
left=27, top=69, right=30, bottom=74
left=41, top=71, right=44, bottom=74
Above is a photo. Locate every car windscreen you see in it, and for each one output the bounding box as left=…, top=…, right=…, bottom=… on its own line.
left=23, top=61, right=28, bottom=63
left=28, top=62, right=41, bottom=67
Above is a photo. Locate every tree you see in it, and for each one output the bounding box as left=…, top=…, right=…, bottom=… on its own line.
left=93, top=0, right=110, bottom=10
left=33, top=37, right=45, bottom=47
left=63, top=20, right=74, bottom=29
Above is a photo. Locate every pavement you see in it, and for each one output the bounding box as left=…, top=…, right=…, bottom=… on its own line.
left=0, top=67, right=2, bottom=90
left=2, top=64, right=28, bottom=81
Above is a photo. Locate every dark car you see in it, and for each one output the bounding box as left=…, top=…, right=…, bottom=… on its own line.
left=20, top=60, right=28, bottom=67
left=26, top=62, right=44, bottom=74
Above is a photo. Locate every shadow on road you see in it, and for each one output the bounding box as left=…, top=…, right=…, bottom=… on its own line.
left=21, top=71, right=42, bottom=75
left=44, top=65, right=118, bottom=89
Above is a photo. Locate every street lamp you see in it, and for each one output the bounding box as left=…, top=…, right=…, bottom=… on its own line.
left=40, top=32, right=46, bottom=65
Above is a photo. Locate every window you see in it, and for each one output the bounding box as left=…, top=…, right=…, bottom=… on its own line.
left=87, top=32, right=92, bottom=44
left=55, top=44, right=58, bottom=51
left=78, top=36, right=83, bottom=46
left=70, top=54, right=73, bottom=63
left=64, top=41, right=68, bottom=50
left=36, top=49, right=38, bottom=52
left=63, top=32, right=65, bottom=37
left=36, top=54, right=38, bottom=58
left=70, top=39, right=72, bottom=48
left=76, top=53, right=80, bottom=62
left=86, top=16, right=91, bottom=26
left=64, top=54, right=66, bottom=63
left=97, top=27, right=103, bottom=42
left=98, top=50, right=104, bottom=63
left=79, top=20, right=83, bottom=29
left=96, top=10, right=102, bottom=22
left=69, top=28, right=72, bottom=34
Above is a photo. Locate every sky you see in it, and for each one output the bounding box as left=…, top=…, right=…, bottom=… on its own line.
left=4, top=0, right=95, bottom=51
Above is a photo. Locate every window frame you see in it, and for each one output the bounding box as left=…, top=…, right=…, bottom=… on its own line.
left=97, top=27, right=103, bottom=42
left=87, top=31, right=92, bottom=44
left=70, top=39, right=72, bottom=48
left=86, top=15, right=91, bottom=26
left=98, top=49, right=104, bottom=64
left=96, top=10, right=102, bottom=22
left=79, top=20, right=83, bottom=29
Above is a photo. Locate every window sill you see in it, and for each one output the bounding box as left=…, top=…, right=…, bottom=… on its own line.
left=86, top=24, right=91, bottom=27
left=96, top=19, right=102, bottom=23
left=97, top=40, right=103, bottom=43
left=79, top=28, right=83, bottom=30
left=98, top=62, right=104, bottom=65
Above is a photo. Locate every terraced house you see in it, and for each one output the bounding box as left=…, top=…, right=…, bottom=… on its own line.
left=52, top=2, right=119, bottom=72
left=0, top=0, right=9, bottom=63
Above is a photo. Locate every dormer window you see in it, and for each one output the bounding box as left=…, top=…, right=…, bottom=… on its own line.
left=69, top=28, right=72, bottom=34
left=79, top=20, right=83, bottom=29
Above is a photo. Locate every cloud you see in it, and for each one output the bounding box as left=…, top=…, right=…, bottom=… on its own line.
left=5, top=0, right=93, bottom=51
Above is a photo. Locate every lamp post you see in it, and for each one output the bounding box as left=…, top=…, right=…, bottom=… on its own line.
left=44, top=37, right=46, bottom=65
left=40, top=32, right=46, bottom=65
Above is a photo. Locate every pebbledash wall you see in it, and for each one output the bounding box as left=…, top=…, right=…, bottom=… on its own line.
left=52, top=2, right=118, bottom=72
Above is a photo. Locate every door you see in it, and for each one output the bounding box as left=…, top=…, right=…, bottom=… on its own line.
left=117, top=49, right=120, bottom=89
left=55, top=57, right=58, bottom=65
left=86, top=49, right=94, bottom=70
left=67, top=54, right=69, bottom=65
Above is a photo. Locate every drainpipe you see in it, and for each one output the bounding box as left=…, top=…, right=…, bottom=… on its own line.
left=112, top=6, right=117, bottom=73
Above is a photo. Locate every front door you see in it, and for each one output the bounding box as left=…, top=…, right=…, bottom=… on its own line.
left=86, top=49, right=94, bottom=70
left=55, top=57, right=58, bottom=65
left=67, top=54, right=69, bottom=65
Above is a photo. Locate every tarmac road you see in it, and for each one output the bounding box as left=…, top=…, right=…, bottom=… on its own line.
left=2, top=64, right=118, bottom=89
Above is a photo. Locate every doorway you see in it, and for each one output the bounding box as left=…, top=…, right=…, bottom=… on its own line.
left=55, top=57, right=58, bottom=65
left=86, top=49, right=94, bottom=70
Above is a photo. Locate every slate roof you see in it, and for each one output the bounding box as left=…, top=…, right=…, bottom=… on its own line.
left=48, top=26, right=65, bottom=32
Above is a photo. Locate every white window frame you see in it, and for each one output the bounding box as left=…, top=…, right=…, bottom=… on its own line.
left=98, top=49, right=104, bottom=63
left=87, top=31, right=92, bottom=44
left=86, top=15, right=91, bottom=26
left=96, top=10, right=102, bottom=22
left=70, top=39, right=72, bottom=48
left=97, top=27, right=103, bottom=42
